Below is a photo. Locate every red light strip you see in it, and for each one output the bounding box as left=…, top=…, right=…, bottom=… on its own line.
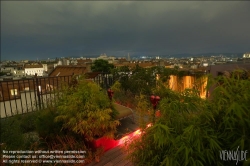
left=118, top=123, right=152, bottom=145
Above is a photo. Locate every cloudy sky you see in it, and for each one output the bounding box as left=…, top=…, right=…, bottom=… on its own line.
left=1, top=1, right=250, bottom=60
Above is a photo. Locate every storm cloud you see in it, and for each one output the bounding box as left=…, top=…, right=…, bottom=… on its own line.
left=1, top=1, right=250, bottom=60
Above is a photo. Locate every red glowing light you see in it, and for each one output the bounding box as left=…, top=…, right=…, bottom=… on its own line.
left=155, top=110, right=161, bottom=117
left=95, top=123, right=154, bottom=151
left=135, top=129, right=141, bottom=134
left=118, top=135, right=130, bottom=145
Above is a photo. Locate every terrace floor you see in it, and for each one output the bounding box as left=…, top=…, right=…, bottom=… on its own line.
left=86, top=104, right=142, bottom=166
left=86, top=145, right=133, bottom=166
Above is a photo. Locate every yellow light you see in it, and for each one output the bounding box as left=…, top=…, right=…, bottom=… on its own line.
left=147, top=123, right=153, bottom=128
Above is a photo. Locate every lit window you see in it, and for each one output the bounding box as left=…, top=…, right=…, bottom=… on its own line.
left=10, top=89, right=18, bottom=96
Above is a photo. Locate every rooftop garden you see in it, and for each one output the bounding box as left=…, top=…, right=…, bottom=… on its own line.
left=111, top=68, right=250, bottom=166
left=1, top=76, right=119, bottom=165
left=1, top=65, right=249, bottom=166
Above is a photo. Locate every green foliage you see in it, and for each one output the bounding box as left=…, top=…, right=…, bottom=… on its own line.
left=114, top=65, right=156, bottom=95
left=0, top=112, right=39, bottom=150
left=111, top=81, right=137, bottom=109
left=113, top=66, right=181, bottom=96
left=135, top=93, right=152, bottom=128
left=54, top=77, right=120, bottom=141
left=33, top=76, right=120, bottom=163
left=19, top=112, right=37, bottom=133
left=1, top=76, right=119, bottom=164
left=35, top=106, right=64, bottom=140
left=129, top=66, right=156, bottom=95
left=91, top=59, right=114, bottom=72
left=0, top=116, right=25, bottom=150
left=126, top=70, right=250, bottom=166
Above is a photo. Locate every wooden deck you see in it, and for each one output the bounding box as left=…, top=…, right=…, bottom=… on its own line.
left=86, top=145, right=133, bottom=166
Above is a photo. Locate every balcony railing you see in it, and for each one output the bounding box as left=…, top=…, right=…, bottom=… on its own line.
left=0, top=73, right=114, bottom=118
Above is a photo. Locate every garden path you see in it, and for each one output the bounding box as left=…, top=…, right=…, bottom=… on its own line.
left=86, top=104, right=143, bottom=166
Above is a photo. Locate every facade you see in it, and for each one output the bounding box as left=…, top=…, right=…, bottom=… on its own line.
left=1, top=66, right=16, bottom=74
left=207, top=63, right=250, bottom=77
left=168, top=74, right=207, bottom=99
left=96, top=54, right=115, bottom=63
left=15, top=69, right=25, bottom=77
left=243, top=52, right=250, bottom=58
left=24, top=64, right=44, bottom=76
left=42, top=64, right=48, bottom=72
left=207, top=63, right=250, bottom=98
left=0, top=65, right=25, bottom=77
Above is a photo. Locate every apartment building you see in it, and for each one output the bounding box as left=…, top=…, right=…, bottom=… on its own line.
left=24, top=64, right=44, bottom=76
left=243, top=52, right=250, bottom=58
left=0, top=65, right=25, bottom=77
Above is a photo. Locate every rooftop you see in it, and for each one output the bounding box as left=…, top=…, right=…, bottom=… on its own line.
left=49, top=66, right=87, bottom=77
left=24, top=64, right=43, bottom=68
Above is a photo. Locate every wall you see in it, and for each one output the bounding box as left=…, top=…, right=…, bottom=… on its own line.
left=168, top=75, right=207, bottom=98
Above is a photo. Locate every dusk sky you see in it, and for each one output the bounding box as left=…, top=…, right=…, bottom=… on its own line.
left=1, top=1, right=250, bottom=61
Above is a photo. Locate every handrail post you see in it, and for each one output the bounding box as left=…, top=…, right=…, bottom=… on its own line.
left=35, top=73, right=41, bottom=110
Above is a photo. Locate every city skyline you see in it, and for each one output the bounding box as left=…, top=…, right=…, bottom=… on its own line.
left=1, top=1, right=250, bottom=61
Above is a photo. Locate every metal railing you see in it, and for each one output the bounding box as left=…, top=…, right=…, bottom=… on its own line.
left=0, top=73, right=114, bottom=118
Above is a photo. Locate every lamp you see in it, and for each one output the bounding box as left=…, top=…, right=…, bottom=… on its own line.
left=150, top=95, right=160, bottom=123
left=107, top=89, right=114, bottom=101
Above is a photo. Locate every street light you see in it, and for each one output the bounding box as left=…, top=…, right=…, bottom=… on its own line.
left=107, top=88, right=114, bottom=101
left=150, top=95, right=160, bottom=123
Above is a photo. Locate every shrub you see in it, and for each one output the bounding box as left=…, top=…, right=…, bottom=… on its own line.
left=126, top=70, right=250, bottom=166
left=35, top=106, right=64, bottom=141
left=0, top=116, right=25, bottom=150
left=54, top=77, right=120, bottom=141
left=111, top=81, right=137, bottom=109
left=32, top=77, right=120, bottom=164
left=0, top=112, right=40, bottom=151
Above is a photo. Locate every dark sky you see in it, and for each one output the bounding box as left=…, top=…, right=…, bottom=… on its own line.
left=1, top=1, right=250, bottom=60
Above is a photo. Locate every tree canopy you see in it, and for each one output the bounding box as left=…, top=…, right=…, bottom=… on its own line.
left=91, top=59, right=114, bottom=73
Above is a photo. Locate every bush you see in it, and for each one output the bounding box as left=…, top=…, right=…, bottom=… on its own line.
left=35, top=106, right=64, bottom=141
left=0, top=116, right=25, bottom=150
left=111, top=81, right=137, bottom=109
left=126, top=71, right=250, bottom=166
left=54, top=77, right=120, bottom=142
left=31, top=77, right=120, bottom=163
left=0, top=112, right=39, bottom=151
left=1, top=76, right=120, bottom=164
